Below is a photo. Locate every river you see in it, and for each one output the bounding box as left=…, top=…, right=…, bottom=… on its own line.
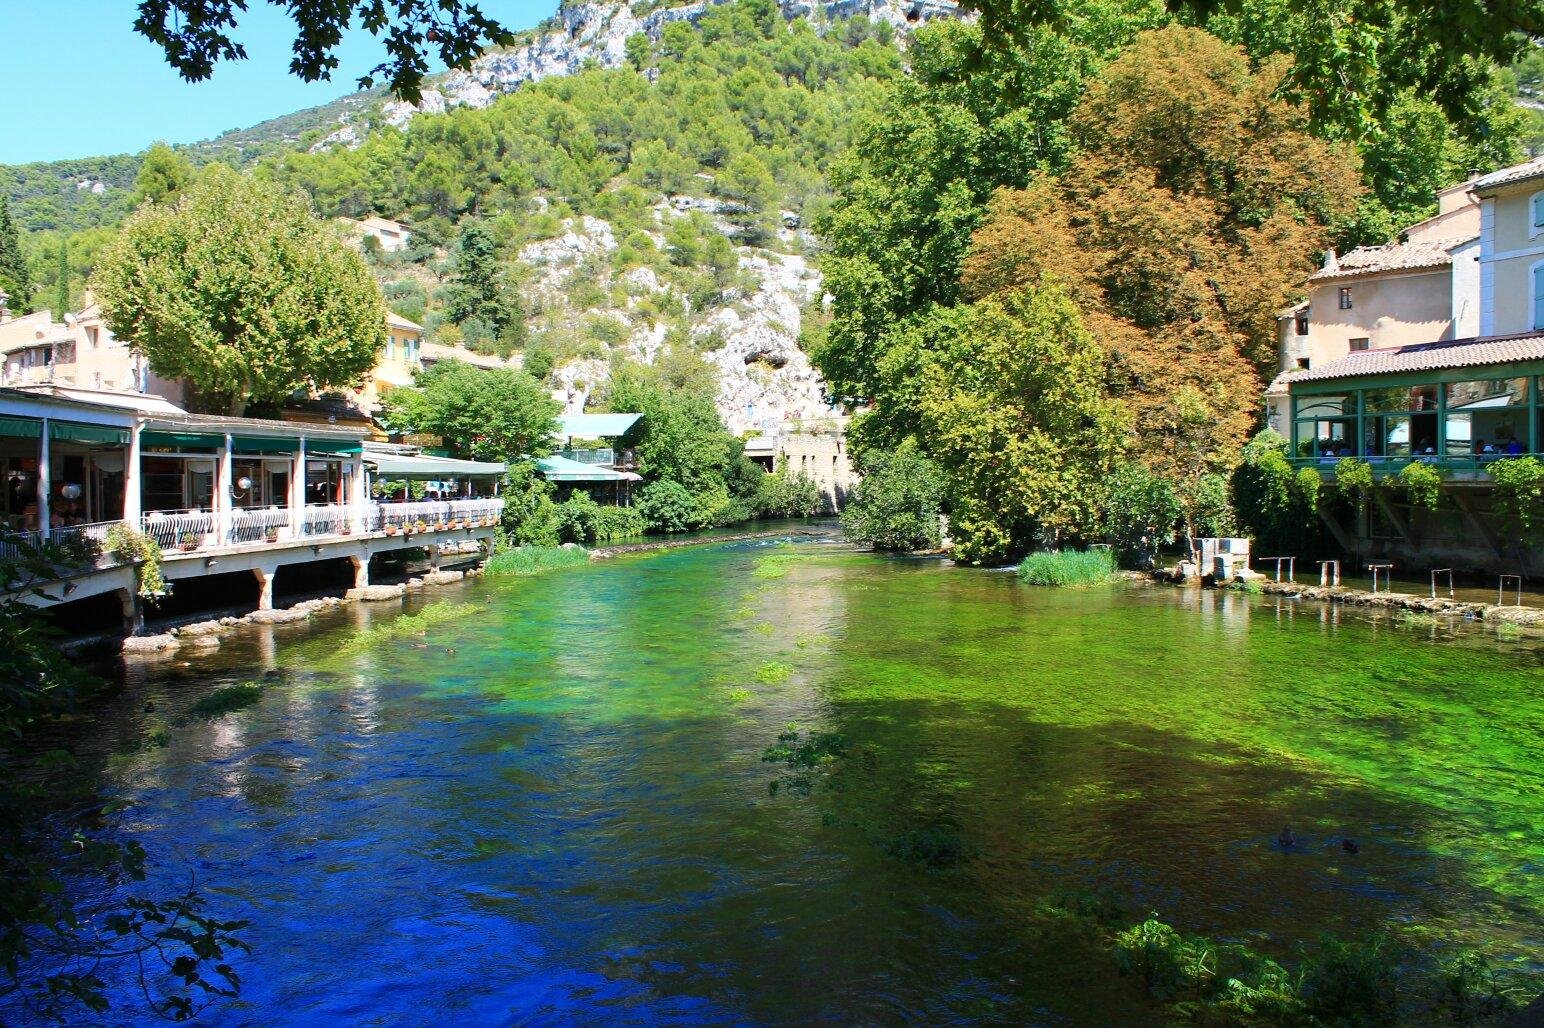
left=44, top=534, right=1544, bottom=1022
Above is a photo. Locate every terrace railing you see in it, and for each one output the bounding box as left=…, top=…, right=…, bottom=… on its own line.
left=142, top=510, right=217, bottom=551
left=300, top=504, right=351, bottom=537
left=229, top=507, right=292, bottom=544
left=1288, top=453, right=1535, bottom=477
left=0, top=529, right=43, bottom=562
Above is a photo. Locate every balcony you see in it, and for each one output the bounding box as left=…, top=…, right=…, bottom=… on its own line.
left=1287, top=452, right=1533, bottom=480
left=135, top=499, right=504, bottom=555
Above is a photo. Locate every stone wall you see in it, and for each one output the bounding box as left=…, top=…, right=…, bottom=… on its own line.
left=775, top=431, right=855, bottom=513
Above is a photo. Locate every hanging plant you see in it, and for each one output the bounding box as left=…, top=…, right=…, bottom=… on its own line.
left=1334, top=457, right=1375, bottom=510
left=105, top=523, right=166, bottom=598
left=1490, top=456, right=1544, bottom=543
left=1397, top=461, right=1442, bottom=510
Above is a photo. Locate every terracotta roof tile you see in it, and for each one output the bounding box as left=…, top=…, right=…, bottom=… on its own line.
left=1284, top=333, right=1544, bottom=384
left=1471, top=156, right=1544, bottom=192
left=1308, top=236, right=1472, bottom=282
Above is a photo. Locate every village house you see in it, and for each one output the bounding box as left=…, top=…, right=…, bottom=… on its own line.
left=537, top=412, right=644, bottom=503
left=1273, top=158, right=1544, bottom=575
left=337, top=215, right=413, bottom=253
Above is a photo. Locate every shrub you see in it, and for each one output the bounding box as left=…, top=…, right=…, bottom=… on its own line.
left=840, top=447, right=944, bottom=552
left=104, top=523, right=165, bottom=597
left=1231, top=430, right=1323, bottom=556
left=500, top=464, right=559, bottom=546
left=1398, top=460, right=1443, bottom=510
left=756, top=464, right=822, bottom=518
left=1100, top=461, right=1180, bottom=566
left=554, top=491, right=603, bottom=544
left=638, top=479, right=707, bottom=533
left=594, top=505, right=647, bottom=542
left=1016, top=548, right=1117, bottom=586
left=1299, top=935, right=1401, bottom=1024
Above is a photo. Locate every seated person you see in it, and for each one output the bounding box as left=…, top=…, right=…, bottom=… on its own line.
left=1504, top=437, right=1525, bottom=455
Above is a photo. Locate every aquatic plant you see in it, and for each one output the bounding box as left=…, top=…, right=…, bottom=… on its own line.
left=181, top=683, right=263, bottom=722
left=1439, top=951, right=1516, bottom=1022
left=333, top=602, right=468, bottom=658
left=762, top=725, right=848, bottom=795
left=483, top=544, right=591, bottom=577
left=755, top=660, right=793, bottom=683
left=1016, top=548, right=1117, bottom=587
left=751, top=548, right=800, bottom=579
left=1299, top=934, right=1401, bottom=1023
left=881, top=823, right=977, bottom=869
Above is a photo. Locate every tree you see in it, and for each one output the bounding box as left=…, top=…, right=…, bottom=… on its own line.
left=443, top=220, right=523, bottom=351
left=92, top=165, right=386, bottom=415
left=906, top=282, right=1129, bottom=565
left=131, top=142, right=195, bottom=207
left=380, top=358, right=559, bottom=462
left=132, top=0, right=516, bottom=103
left=961, top=0, right=1540, bottom=133
left=840, top=446, right=944, bottom=551
left=1100, top=461, right=1181, bottom=566
left=0, top=197, right=31, bottom=313
left=51, top=239, right=68, bottom=317
left=961, top=26, right=1362, bottom=486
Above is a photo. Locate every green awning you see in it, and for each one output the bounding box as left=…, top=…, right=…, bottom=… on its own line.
left=305, top=441, right=364, bottom=457
left=49, top=420, right=129, bottom=446
left=232, top=437, right=299, bottom=454
left=141, top=430, right=223, bottom=449
left=0, top=415, right=41, bottom=439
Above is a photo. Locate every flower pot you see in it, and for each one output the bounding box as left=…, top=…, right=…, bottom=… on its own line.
left=384, top=525, right=399, bottom=536
left=264, top=532, right=280, bottom=544
left=179, top=543, right=199, bottom=552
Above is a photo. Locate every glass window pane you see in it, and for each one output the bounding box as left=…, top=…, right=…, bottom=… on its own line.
left=1445, top=377, right=1529, bottom=409
left=1293, top=394, right=1354, bottom=419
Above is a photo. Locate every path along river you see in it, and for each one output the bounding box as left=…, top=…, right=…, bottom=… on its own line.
left=52, top=534, right=1544, bottom=1022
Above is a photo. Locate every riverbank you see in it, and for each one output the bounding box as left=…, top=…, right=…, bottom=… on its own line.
left=590, top=525, right=837, bottom=559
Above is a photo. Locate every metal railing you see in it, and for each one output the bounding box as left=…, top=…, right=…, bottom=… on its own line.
left=375, top=498, right=503, bottom=532
left=0, top=529, right=43, bottom=561
left=142, top=510, right=217, bottom=550
left=1288, top=453, right=1535, bottom=477
left=560, top=447, right=616, bottom=466
left=301, top=503, right=351, bottom=537
left=229, top=507, right=292, bottom=544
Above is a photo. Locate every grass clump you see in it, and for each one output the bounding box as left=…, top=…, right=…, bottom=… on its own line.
left=181, top=683, right=264, bottom=722
left=483, top=544, right=591, bottom=578
left=751, top=548, right=801, bottom=579
left=1017, top=548, right=1117, bottom=587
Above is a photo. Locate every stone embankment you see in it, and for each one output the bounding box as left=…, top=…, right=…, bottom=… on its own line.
left=119, top=566, right=485, bottom=658
left=589, top=527, right=833, bottom=559
left=1151, top=567, right=1543, bottom=626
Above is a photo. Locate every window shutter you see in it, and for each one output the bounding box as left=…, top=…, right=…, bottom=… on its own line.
left=1535, top=265, right=1544, bottom=329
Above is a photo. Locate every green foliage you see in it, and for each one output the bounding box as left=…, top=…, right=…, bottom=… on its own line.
left=332, top=601, right=469, bottom=658
left=1398, top=460, right=1443, bottom=511
left=762, top=724, right=848, bottom=795
left=1231, top=431, right=1324, bottom=558
left=92, top=164, right=385, bottom=415
left=1439, top=950, right=1516, bottom=1022
left=482, top=544, right=592, bottom=577
left=499, top=462, right=560, bottom=546
left=755, top=462, right=821, bottom=518
left=104, top=523, right=165, bottom=597
left=594, top=504, right=647, bottom=542
left=131, top=142, right=194, bottom=207
left=1489, top=456, right=1544, bottom=544
left=906, top=282, right=1128, bottom=564
left=840, top=446, right=944, bottom=552
left=1100, top=461, right=1181, bottom=566
left=1181, top=473, right=1236, bottom=539
left=1335, top=456, right=1376, bottom=511
left=1298, top=934, right=1401, bottom=1023
left=443, top=220, right=524, bottom=352
left=0, top=195, right=31, bottom=312
left=637, top=479, right=711, bottom=533
left=1017, top=548, right=1117, bottom=587
left=554, top=491, right=604, bottom=544
left=381, top=358, right=559, bottom=462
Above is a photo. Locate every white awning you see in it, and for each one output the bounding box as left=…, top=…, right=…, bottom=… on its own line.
left=365, top=452, right=506, bottom=477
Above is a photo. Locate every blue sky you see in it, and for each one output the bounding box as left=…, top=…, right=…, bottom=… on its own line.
left=0, top=0, right=556, bottom=165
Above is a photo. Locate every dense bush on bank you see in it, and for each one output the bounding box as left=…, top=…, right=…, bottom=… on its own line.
left=483, top=544, right=592, bottom=577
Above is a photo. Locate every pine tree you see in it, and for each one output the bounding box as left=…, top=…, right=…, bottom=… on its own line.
left=131, top=142, right=195, bottom=207
left=443, top=221, right=512, bottom=347
left=52, top=239, right=69, bottom=317
left=0, top=196, right=32, bottom=313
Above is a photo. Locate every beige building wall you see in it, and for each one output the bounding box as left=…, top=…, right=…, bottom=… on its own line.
left=1301, top=269, right=1454, bottom=365
left=775, top=432, right=855, bottom=514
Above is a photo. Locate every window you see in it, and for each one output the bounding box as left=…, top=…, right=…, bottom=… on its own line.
left=1296, top=358, right=1310, bottom=370
left=1338, top=287, right=1353, bottom=310
left=1294, top=310, right=1309, bottom=335
left=1532, top=191, right=1544, bottom=235
left=1444, top=377, right=1530, bottom=457
left=1349, top=337, right=1370, bottom=351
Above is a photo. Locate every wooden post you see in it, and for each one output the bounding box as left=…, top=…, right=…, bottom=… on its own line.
left=1430, top=569, right=1453, bottom=600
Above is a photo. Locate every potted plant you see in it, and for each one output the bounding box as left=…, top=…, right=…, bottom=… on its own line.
left=178, top=531, right=200, bottom=552
left=415, top=520, right=428, bottom=533
left=384, top=523, right=399, bottom=536
left=264, top=526, right=281, bottom=543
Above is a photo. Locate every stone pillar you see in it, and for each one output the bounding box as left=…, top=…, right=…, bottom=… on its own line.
left=350, top=554, right=369, bottom=589
left=253, top=566, right=274, bottom=611
left=122, top=424, right=142, bottom=526
left=289, top=437, right=306, bottom=535
left=117, top=587, right=143, bottom=636
left=348, top=454, right=368, bottom=532
left=38, top=417, right=51, bottom=539
left=216, top=433, right=233, bottom=545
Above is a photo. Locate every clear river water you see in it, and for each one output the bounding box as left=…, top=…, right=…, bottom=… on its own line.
left=55, top=533, right=1544, bottom=1023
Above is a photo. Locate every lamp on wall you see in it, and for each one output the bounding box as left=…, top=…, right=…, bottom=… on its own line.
left=231, top=475, right=253, bottom=501
left=60, top=483, right=82, bottom=500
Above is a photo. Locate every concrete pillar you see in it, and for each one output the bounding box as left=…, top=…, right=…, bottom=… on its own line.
left=350, top=554, right=369, bottom=589
left=289, top=437, right=306, bottom=534
left=429, top=544, right=442, bottom=570
left=123, top=424, right=142, bottom=526
left=117, top=587, right=144, bottom=636
left=38, top=417, right=51, bottom=539
left=216, top=433, right=233, bottom=545
left=253, top=566, right=274, bottom=610
left=347, top=453, right=368, bottom=532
